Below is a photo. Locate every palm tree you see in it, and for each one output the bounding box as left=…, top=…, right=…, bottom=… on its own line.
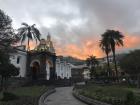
left=86, top=55, right=99, bottom=78
left=101, top=30, right=124, bottom=79
left=99, top=37, right=111, bottom=77
left=90, top=55, right=98, bottom=67
left=17, top=23, right=41, bottom=51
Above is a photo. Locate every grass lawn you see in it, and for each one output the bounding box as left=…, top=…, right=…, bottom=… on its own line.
left=0, top=85, right=48, bottom=105
left=75, top=84, right=140, bottom=105
left=11, top=85, right=48, bottom=97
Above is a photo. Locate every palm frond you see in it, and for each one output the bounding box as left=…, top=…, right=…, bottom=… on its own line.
left=22, top=22, right=29, bottom=27
left=21, top=33, right=27, bottom=44
left=31, top=24, right=36, bottom=27
left=32, top=27, right=41, bottom=41
left=27, top=31, right=33, bottom=40
left=17, top=23, right=41, bottom=49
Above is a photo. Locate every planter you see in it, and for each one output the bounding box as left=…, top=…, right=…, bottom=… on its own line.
left=38, top=88, right=56, bottom=105
left=73, top=90, right=111, bottom=105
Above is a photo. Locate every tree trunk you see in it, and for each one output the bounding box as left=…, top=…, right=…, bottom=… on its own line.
left=4, top=77, right=7, bottom=91
left=113, top=51, right=118, bottom=82
left=106, top=53, right=110, bottom=77
left=27, top=38, right=30, bottom=51
left=137, top=74, right=140, bottom=88
left=1, top=76, right=4, bottom=90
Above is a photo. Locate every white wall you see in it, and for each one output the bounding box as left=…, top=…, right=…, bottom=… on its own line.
left=46, top=63, right=50, bottom=80
left=10, top=50, right=27, bottom=77
left=67, top=64, right=71, bottom=79
left=83, top=69, right=90, bottom=79
left=56, top=58, right=72, bottom=79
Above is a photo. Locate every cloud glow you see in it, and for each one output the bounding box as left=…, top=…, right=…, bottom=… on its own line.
left=1, top=0, right=140, bottom=59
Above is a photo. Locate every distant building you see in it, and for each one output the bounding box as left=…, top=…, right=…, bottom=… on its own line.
left=56, top=56, right=72, bottom=79
left=97, top=55, right=125, bottom=77
left=71, top=64, right=90, bottom=82
left=82, top=67, right=90, bottom=80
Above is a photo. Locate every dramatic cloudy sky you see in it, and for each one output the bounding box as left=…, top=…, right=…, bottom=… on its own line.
left=1, top=0, right=140, bottom=59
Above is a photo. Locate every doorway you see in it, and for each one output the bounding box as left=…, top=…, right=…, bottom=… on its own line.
left=31, top=61, right=40, bottom=80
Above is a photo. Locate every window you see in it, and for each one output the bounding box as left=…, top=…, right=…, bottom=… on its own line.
left=17, top=56, right=21, bottom=64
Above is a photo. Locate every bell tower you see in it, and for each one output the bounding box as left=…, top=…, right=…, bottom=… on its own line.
left=47, top=32, right=51, bottom=41
left=46, top=33, right=55, bottom=53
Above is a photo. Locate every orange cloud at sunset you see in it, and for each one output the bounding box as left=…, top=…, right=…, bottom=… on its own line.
left=124, top=34, right=140, bottom=48
left=55, top=38, right=104, bottom=60
left=55, top=34, right=140, bottom=60
left=29, top=41, right=36, bottom=50
left=28, top=33, right=140, bottom=60
left=28, top=37, right=105, bottom=60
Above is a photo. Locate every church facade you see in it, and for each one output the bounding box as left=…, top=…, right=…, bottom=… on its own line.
left=10, top=34, right=72, bottom=80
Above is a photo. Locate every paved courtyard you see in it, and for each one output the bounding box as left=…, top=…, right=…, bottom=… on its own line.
left=44, top=87, right=87, bottom=105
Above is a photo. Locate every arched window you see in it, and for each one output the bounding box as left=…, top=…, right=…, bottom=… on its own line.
left=17, top=56, right=21, bottom=64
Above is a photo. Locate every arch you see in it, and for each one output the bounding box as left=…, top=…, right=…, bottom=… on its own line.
left=30, top=60, right=40, bottom=67
left=46, top=59, right=54, bottom=80
left=30, top=60, right=40, bottom=80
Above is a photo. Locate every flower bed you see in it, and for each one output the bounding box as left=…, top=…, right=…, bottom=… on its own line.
left=74, top=84, right=140, bottom=105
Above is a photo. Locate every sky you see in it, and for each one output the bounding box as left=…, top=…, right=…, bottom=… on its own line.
left=1, top=0, right=140, bottom=59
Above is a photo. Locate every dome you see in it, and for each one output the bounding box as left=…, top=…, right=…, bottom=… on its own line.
left=40, top=39, right=46, bottom=45
left=34, top=34, right=55, bottom=53
left=34, top=39, right=49, bottom=51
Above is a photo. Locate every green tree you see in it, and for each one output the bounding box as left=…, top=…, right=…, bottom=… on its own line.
left=120, top=50, right=140, bottom=75
left=101, top=30, right=124, bottom=80
left=120, top=50, right=140, bottom=87
left=99, top=36, right=111, bottom=77
left=17, top=23, right=41, bottom=51
left=0, top=9, right=19, bottom=90
left=0, top=50, right=19, bottom=90
left=86, top=55, right=99, bottom=78
left=0, top=9, right=18, bottom=52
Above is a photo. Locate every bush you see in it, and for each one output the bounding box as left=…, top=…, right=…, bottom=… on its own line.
left=135, top=97, right=140, bottom=105
left=0, top=85, right=48, bottom=105
left=0, top=96, right=38, bottom=105
left=75, top=84, right=140, bottom=105
left=1, top=92, right=18, bottom=101
left=125, top=91, right=135, bottom=105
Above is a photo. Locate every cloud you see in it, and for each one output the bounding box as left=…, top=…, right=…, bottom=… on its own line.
left=55, top=36, right=104, bottom=59
left=124, top=34, right=140, bottom=48
left=1, top=0, right=140, bottom=59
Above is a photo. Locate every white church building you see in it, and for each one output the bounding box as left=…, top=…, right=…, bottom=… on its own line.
left=9, top=34, right=72, bottom=80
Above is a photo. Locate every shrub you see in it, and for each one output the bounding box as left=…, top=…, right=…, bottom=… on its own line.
left=135, top=97, right=140, bottom=105
left=1, top=92, right=18, bottom=101
left=75, top=84, right=140, bottom=105
left=125, top=91, right=135, bottom=105
left=0, top=96, right=38, bottom=105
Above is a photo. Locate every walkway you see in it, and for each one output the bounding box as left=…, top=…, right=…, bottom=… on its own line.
left=44, top=87, right=87, bottom=105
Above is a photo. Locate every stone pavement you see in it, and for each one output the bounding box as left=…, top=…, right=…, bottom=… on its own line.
left=44, top=87, right=87, bottom=105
